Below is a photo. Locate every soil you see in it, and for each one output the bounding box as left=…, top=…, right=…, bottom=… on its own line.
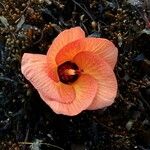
left=0, top=0, right=150, bottom=150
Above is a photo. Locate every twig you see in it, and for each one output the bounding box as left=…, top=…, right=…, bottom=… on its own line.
left=0, top=2, right=5, bottom=9
left=18, top=142, right=64, bottom=150
left=33, top=29, right=44, bottom=45
left=22, top=0, right=31, bottom=14
left=139, top=92, right=150, bottom=111
left=134, top=5, right=150, bottom=28
left=72, top=0, right=94, bottom=21
left=22, top=128, right=30, bottom=150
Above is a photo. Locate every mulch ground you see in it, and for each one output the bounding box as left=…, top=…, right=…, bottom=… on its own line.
left=0, top=0, right=150, bottom=149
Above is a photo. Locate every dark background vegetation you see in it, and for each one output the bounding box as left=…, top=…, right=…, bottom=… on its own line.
left=0, top=0, right=150, bottom=149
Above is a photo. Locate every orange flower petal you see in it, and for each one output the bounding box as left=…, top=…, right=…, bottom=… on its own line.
left=39, top=83, right=75, bottom=104
left=73, top=51, right=117, bottom=110
left=46, top=27, right=85, bottom=82
left=21, top=53, right=75, bottom=103
left=40, top=74, right=98, bottom=116
left=21, top=53, right=60, bottom=99
left=47, top=27, right=85, bottom=64
left=56, top=37, right=118, bottom=69
left=58, top=83, right=76, bottom=103
left=48, top=66, right=59, bottom=82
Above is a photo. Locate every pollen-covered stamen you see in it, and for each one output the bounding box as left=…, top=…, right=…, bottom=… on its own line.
left=65, top=69, right=83, bottom=76
left=65, top=69, right=76, bottom=75
left=57, top=61, right=82, bottom=84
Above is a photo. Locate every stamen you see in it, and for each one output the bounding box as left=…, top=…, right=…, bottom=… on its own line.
left=65, top=69, right=76, bottom=75
left=65, top=69, right=83, bottom=76
left=57, top=61, right=81, bottom=84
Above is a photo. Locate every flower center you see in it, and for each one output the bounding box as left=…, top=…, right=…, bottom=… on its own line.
left=57, top=61, right=81, bottom=84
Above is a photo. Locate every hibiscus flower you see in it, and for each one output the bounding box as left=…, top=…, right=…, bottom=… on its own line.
left=21, top=27, right=118, bottom=116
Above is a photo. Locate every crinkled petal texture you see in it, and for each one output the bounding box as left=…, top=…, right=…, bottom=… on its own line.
left=21, top=53, right=98, bottom=116
left=56, top=37, right=118, bottom=69
left=47, top=27, right=85, bottom=82
left=47, top=27, right=85, bottom=62
left=21, top=27, right=118, bottom=116
left=21, top=53, right=76, bottom=104
left=73, top=51, right=117, bottom=110
left=41, top=74, right=98, bottom=116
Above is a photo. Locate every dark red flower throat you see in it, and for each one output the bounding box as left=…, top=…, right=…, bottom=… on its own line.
left=57, top=61, right=81, bottom=84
